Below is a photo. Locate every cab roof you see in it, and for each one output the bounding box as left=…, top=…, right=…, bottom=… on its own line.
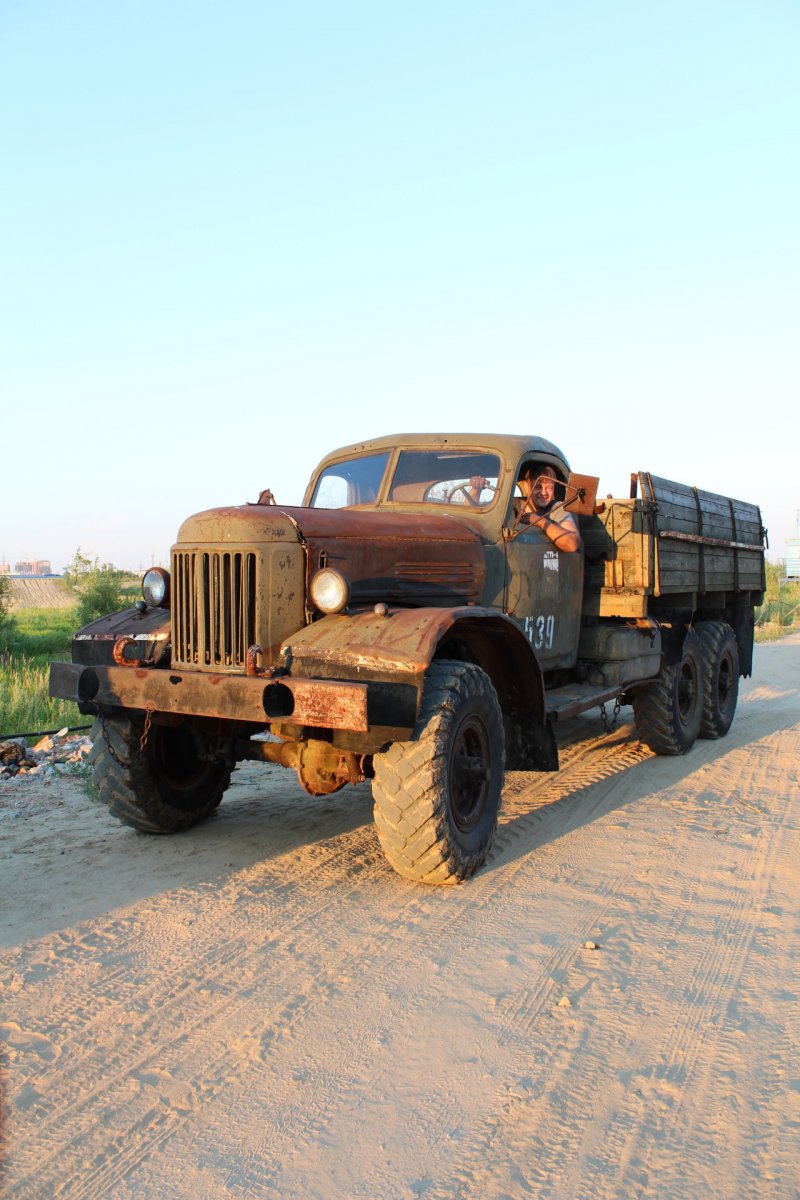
left=314, top=432, right=570, bottom=475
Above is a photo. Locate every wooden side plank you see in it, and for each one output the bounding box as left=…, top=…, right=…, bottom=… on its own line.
left=596, top=473, right=766, bottom=599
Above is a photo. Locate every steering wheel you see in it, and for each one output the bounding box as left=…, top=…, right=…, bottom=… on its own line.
left=447, top=481, right=498, bottom=506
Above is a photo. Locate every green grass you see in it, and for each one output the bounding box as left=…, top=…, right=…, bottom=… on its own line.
left=7, top=606, right=79, bottom=656
left=1, top=606, right=85, bottom=739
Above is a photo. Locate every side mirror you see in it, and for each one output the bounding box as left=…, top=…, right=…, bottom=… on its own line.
left=562, top=473, right=600, bottom=516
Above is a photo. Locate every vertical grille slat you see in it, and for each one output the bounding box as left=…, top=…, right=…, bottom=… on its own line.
left=246, top=553, right=256, bottom=656
left=234, top=553, right=242, bottom=663
left=177, top=554, right=185, bottom=660
left=190, top=552, right=197, bottom=663
left=223, top=553, right=232, bottom=665
left=172, top=549, right=258, bottom=671
left=212, top=554, right=220, bottom=665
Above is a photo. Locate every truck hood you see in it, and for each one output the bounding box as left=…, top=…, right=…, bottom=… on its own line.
left=175, top=504, right=487, bottom=608
left=176, top=504, right=485, bottom=546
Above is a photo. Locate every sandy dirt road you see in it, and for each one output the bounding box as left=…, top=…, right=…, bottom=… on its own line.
left=1, top=637, right=798, bottom=1199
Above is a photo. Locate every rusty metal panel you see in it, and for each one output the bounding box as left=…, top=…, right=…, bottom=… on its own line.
left=49, top=662, right=368, bottom=731
left=301, top=511, right=486, bottom=608
left=70, top=607, right=171, bottom=667
left=284, top=607, right=469, bottom=677
left=286, top=607, right=461, bottom=676
left=287, top=679, right=368, bottom=731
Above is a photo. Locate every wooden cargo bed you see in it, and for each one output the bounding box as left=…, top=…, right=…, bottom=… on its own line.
left=582, top=472, right=766, bottom=619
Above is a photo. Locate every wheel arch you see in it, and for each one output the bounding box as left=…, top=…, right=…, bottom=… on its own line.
left=288, top=607, right=545, bottom=718
left=435, top=615, right=556, bottom=772
left=284, top=606, right=555, bottom=769
left=434, top=613, right=545, bottom=719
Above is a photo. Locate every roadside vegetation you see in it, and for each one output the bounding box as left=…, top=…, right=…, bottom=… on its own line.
left=0, top=575, right=14, bottom=649
left=0, top=608, right=83, bottom=738
left=63, top=547, right=139, bottom=624
left=0, top=550, right=140, bottom=739
left=755, top=562, right=800, bottom=642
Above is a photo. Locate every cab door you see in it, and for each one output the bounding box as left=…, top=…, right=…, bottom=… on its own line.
left=503, top=521, right=584, bottom=669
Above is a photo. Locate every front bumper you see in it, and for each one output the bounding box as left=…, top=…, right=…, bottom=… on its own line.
left=50, top=661, right=369, bottom=732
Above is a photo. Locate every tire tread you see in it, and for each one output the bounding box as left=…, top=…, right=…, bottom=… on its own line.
left=90, top=717, right=230, bottom=834
left=372, top=661, right=504, bottom=884
left=633, top=630, right=704, bottom=756
left=696, top=621, right=740, bottom=739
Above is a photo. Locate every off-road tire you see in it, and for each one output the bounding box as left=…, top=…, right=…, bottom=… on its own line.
left=90, top=715, right=231, bottom=833
left=696, top=621, right=740, bottom=739
left=371, top=660, right=505, bottom=885
left=632, top=630, right=704, bottom=755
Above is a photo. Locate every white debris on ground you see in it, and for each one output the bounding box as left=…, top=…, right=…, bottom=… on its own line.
left=0, top=728, right=92, bottom=783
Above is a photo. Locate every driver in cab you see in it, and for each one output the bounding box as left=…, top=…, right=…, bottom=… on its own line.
left=515, top=463, right=580, bottom=552
left=466, top=463, right=580, bottom=552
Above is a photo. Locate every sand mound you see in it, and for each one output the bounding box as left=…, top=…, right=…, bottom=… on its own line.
left=6, top=577, right=76, bottom=610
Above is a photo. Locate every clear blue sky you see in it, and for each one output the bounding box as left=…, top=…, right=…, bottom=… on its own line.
left=2, top=1, right=797, bottom=570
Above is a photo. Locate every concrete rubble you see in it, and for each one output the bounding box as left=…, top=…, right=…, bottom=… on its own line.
left=0, top=728, right=92, bottom=783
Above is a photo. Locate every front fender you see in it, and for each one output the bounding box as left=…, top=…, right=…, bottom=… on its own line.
left=284, top=607, right=550, bottom=762
left=284, top=606, right=531, bottom=678
left=71, top=607, right=171, bottom=667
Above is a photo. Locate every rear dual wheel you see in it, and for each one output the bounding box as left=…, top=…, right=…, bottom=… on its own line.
left=633, top=630, right=704, bottom=755
left=633, top=622, right=741, bottom=755
left=696, top=621, right=740, bottom=739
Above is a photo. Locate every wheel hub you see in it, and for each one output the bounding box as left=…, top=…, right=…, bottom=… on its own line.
left=449, top=716, right=491, bottom=833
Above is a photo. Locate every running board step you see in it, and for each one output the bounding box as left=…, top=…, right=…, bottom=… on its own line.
left=545, top=682, right=624, bottom=722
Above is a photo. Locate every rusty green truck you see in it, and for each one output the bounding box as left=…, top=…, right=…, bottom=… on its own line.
left=50, top=433, right=766, bottom=884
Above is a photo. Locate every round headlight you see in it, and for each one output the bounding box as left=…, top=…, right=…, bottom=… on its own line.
left=309, top=568, right=349, bottom=614
left=142, top=567, right=171, bottom=609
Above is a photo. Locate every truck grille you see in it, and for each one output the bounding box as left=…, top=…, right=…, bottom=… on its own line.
left=172, top=550, right=257, bottom=669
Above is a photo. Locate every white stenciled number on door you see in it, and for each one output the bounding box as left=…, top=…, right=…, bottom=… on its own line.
left=523, top=614, right=555, bottom=650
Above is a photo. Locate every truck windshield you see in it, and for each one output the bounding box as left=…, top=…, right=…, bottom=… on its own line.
left=388, top=450, right=500, bottom=508
left=310, top=451, right=391, bottom=508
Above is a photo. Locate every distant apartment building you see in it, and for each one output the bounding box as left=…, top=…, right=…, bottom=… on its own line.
left=13, top=560, right=52, bottom=575
left=0, top=561, right=10, bottom=575
left=787, top=511, right=800, bottom=581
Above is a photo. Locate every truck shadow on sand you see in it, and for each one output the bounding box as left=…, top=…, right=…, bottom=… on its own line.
left=110, top=666, right=800, bottom=897
left=485, top=669, right=798, bottom=879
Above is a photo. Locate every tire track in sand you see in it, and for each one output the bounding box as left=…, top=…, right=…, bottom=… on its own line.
left=6, top=724, right=661, bottom=1198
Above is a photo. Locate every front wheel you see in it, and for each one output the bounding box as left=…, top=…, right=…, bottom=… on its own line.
left=632, top=630, right=704, bottom=755
left=371, top=660, right=505, bottom=885
left=90, top=714, right=231, bottom=833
